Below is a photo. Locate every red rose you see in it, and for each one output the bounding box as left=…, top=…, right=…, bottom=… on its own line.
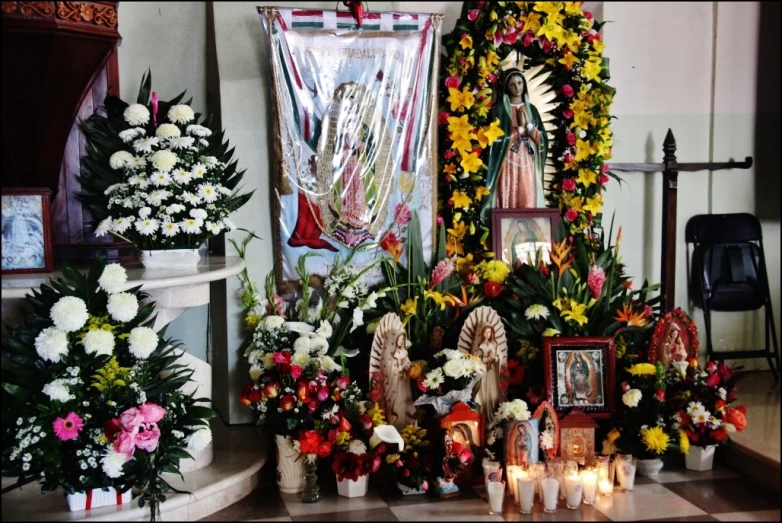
left=273, top=351, right=291, bottom=365
left=403, top=469, right=411, bottom=477
left=467, top=9, right=480, bottom=21
left=240, top=384, right=262, bottom=406
left=444, top=149, right=454, bottom=159
left=369, top=388, right=381, bottom=402
left=655, top=389, right=666, bottom=402
left=735, top=405, right=746, bottom=415
left=307, top=400, right=319, bottom=413
left=476, top=1, right=485, bottom=7
left=522, top=32, right=534, bottom=47
left=372, top=372, right=382, bottom=382
left=715, top=399, right=726, bottom=411
left=566, top=132, right=576, bottom=146
left=487, top=74, right=497, bottom=84
left=562, top=84, right=575, bottom=98
left=601, top=163, right=610, bottom=173
left=483, top=281, right=503, bottom=298
left=724, top=408, right=747, bottom=431
left=358, top=413, right=374, bottom=430
left=686, top=429, right=700, bottom=444
left=565, top=209, right=579, bottom=222
left=290, top=365, right=303, bottom=379
left=564, top=153, right=574, bottom=164
left=279, top=395, right=296, bottom=411
left=712, top=428, right=729, bottom=442
left=262, top=382, right=280, bottom=399
left=104, top=418, right=122, bottom=441
left=584, top=11, right=593, bottom=20
left=335, top=376, right=351, bottom=390
left=706, top=374, right=721, bottom=388
left=444, top=76, right=461, bottom=89
left=563, top=178, right=576, bottom=191
left=717, top=363, right=735, bottom=380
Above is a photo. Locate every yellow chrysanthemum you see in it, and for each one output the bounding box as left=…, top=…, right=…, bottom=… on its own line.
left=641, top=426, right=670, bottom=455
left=477, top=260, right=510, bottom=283
left=628, top=363, right=657, bottom=376
left=245, top=314, right=261, bottom=329
left=678, top=429, right=690, bottom=455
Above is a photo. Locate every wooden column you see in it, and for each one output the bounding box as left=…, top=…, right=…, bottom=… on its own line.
left=661, top=129, right=679, bottom=313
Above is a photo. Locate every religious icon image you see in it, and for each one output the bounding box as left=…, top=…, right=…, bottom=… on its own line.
left=457, top=306, right=509, bottom=421
left=560, top=426, right=596, bottom=464
left=648, top=309, right=699, bottom=370
left=532, top=401, right=560, bottom=459
left=369, top=313, right=416, bottom=430
left=557, top=350, right=604, bottom=408
left=1, top=191, right=52, bottom=273
left=503, top=418, right=539, bottom=468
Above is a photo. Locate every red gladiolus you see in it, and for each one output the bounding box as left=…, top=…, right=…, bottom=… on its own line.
left=565, top=209, right=579, bottom=222
left=279, top=395, right=296, bottom=411
left=566, top=132, right=576, bottom=146
left=483, top=281, right=503, bottom=298
left=562, top=84, right=575, bottom=98
left=240, top=384, right=262, bottom=406
left=712, top=428, right=729, bottom=442
left=655, top=389, right=666, bottom=402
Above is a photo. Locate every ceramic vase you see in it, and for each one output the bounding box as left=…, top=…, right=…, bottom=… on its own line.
left=141, top=248, right=201, bottom=269
left=636, top=457, right=664, bottom=476
left=685, top=445, right=717, bottom=471
left=66, top=487, right=132, bottom=511
left=275, top=434, right=305, bottom=494
left=337, top=474, right=369, bottom=498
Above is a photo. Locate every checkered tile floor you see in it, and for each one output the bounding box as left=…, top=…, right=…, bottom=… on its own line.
left=200, top=460, right=780, bottom=522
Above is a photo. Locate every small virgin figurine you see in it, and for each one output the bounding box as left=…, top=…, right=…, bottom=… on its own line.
left=369, top=313, right=416, bottom=430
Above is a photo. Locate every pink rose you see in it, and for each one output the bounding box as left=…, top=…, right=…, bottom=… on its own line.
left=290, top=365, right=303, bottom=379
left=563, top=179, right=576, bottom=192
left=394, top=204, right=412, bottom=225
left=120, top=408, right=143, bottom=432
left=467, top=9, right=479, bottom=21
left=274, top=351, right=292, bottom=365
left=566, top=132, right=576, bottom=146
left=565, top=209, right=579, bottom=222
left=563, top=108, right=574, bottom=119
left=562, top=84, right=575, bottom=98
left=317, top=387, right=329, bottom=402
left=134, top=423, right=161, bottom=452
left=114, top=431, right=137, bottom=456
left=444, top=76, right=461, bottom=89
left=139, top=403, right=166, bottom=424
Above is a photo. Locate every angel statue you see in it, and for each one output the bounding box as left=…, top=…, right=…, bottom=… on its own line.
left=457, top=307, right=508, bottom=423
left=370, top=313, right=416, bottom=430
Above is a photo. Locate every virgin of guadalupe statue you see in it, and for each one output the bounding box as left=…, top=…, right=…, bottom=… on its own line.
left=472, top=325, right=505, bottom=421
left=569, top=352, right=592, bottom=403
left=663, top=323, right=688, bottom=367
left=485, top=69, right=548, bottom=210
left=370, top=313, right=416, bottom=431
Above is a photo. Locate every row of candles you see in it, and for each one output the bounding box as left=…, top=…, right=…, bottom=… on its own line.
left=483, top=454, right=638, bottom=515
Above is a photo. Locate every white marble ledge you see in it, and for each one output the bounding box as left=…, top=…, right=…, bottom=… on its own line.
left=1, top=256, right=245, bottom=300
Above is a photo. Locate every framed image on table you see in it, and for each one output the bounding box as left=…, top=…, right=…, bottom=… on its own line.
left=491, top=208, right=560, bottom=269
left=1, top=188, right=53, bottom=274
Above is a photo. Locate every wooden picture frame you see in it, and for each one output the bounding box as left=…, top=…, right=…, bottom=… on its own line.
left=491, top=208, right=561, bottom=270
left=543, top=336, right=616, bottom=420
left=440, top=402, right=484, bottom=487
left=532, top=401, right=560, bottom=459
left=2, top=188, right=53, bottom=274
left=648, top=308, right=699, bottom=370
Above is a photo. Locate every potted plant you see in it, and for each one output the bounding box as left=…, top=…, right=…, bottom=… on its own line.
left=79, top=72, right=253, bottom=268
left=665, top=359, right=746, bottom=471
left=1, top=256, right=216, bottom=520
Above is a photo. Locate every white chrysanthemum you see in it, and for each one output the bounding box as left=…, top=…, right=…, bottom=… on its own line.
left=161, top=221, right=179, bottom=237
left=98, top=263, right=128, bottom=294
left=717, top=387, right=727, bottom=400
left=104, top=183, right=124, bottom=195
left=292, top=352, right=310, bottom=367
left=622, top=389, right=642, bottom=408
left=101, top=449, right=127, bottom=478
left=151, top=171, right=172, bottom=186
left=50, top=296, right=88, bottom=333
left=189, top=208, right=208, bottom=220
left=167, top=203, right=186, bottom=215
left=120, top=196, right=136, bottom=209
left=525, top=304, right=550, bottom=320
left=542, top=328, right=560, bottom=337
left=83, top=329, right=115, bottom=357
left=109, top=151, right=133, bottom=170
left=135, top=219, right=159, bottom=236
left=316, top=320, right=333, bottom=339
left=221, top=217, right=237, bottom=232
left=320, top=356, right=341, bottom=373
left=146, top=190, right=171, bottom=206
left=434, top=349, right=462, bottom=361
left=151, top=150, right=178, bottom=173
left=249, top=365, right=263, bottom=381
left=107, top=292, right=139, bottom=322
left=172, top=168, right=191, bottom=184
left=191, top=163, right=208, bottom=179
left=293, top=336, right=312, bottom=354
left=198, top=183, right=218, bottom=203
left=348, top=440, right=367, bottom=455
left=168, top=104, right=195, bottom=124
left=42, top=379, right=72, bottom=402
left=181, top=218, right=202, bottom=234
left=201, top=156, right=219, bottom=167
left=443, top=358, right=468, bottom=379
left=186, top=427, right=212, bottom=452
left=119, top=128, right=142, bottom=143
left=170, top=136, right=196, bottom=150
left=310, top=336, right=329, bottom=356
left=95, top=217, right=113, bottom=237
left=138, top=206, right=152, bottom=219
left=186, top=124, right=212, bottom=137
left=128, top=327, right=158, bottom=359
left=155, top=123, right=181, bottom=139
left=423, top=368, right=445, bottom=389
left=129, top=155, right=147, bottom=170
left=264, top=315, right=285, bottom=331
left=540, top=430, right=554, bottom=450
left=133, top=136, right=159, bottom=153
left=206, top=221, right=222, bottom=235
left=123, top=103, right=150, bottom=126
left=181, top=192, right=201, bottom=205
left=111, top=218, right=132, bottom=235
left=686, top=401, right=706, bottom=417
left=262, top=353, right=274, bottom=369
left=34, top=327, right=69, bottom=363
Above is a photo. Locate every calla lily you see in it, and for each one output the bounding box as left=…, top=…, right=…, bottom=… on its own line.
left=369, top=425, right=404, bottom=451
left=286, top=322, right=315, bottom=335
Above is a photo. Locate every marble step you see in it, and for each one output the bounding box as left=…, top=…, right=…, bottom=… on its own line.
left=1, top=424, right=267, bottom=521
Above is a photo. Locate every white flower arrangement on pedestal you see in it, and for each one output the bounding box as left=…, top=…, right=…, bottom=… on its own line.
left=79, top=71, right=252, bottom=251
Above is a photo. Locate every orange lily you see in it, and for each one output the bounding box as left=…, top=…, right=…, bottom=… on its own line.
left=614, top=302, right=649, bottom=327
left=550, top=238, right=574, bottom=277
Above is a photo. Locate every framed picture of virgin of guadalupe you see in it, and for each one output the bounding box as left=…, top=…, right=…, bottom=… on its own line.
left=259, top=7, right=442, bottom=291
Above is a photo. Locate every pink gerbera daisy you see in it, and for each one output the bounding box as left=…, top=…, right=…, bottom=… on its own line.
left=53, top=412, right=84, bottom=441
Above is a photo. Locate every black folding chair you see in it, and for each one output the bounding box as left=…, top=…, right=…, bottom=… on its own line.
left=685, top=213, right=780, bottom=380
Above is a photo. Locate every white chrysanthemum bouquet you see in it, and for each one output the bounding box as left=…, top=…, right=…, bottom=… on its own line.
left=79, top=72, right=252, bottom=251
left=415, top=349, right=486, bottom=397
left=1, top=255, right=216, bottom=519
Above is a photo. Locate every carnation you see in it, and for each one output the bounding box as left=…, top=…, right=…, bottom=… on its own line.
left=128, top=327, right=159, bottom=359
left=155, top=123, right=181, bottom=139
left=109, top=150, right=133, bottom=170
left=107, top=292, right=139, bottom=323
left=82, top=329, right=115, bottom=357
left=101, top=448, right=128, bottom=478
left=168, top=104, right=195, bottom=124
left=293, top=336, right=312, bottom=354
left=186, top=427, right=213, bottom=453
left=348, top=440, right=367, bottom=455
left=150, top=150, right=178, bottom=172
left=249, top=365, right=262, bottom=381
left=123, top=103, right=150, bottom=126
left=320, top=356, right=341, bottom=373
left=622, top=388, right=642, bottom=408
left=99, top=263, right=128, bottom=294
left=42, top=379, right=72, bottom=402
left=50, top=296, right=89, bottom=333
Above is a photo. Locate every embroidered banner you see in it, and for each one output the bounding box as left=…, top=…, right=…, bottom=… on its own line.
left=259, top=7, right=442, bottom=289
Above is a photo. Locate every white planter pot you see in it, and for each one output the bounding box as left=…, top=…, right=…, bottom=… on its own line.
left=275, top=434, right=305, bottom=494
left=141, top=249, right=201, bottom=269
left=337, top=474, right=369, bottom=498
left=636, top=458, right=664, bottom=476
left=66, top=487, right=132, bottom=511
left=397, top=481, right=426, bottom=495
left=685, top=445, right=717, bottom=471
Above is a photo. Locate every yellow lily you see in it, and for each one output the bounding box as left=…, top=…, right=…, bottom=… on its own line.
left=424, top=291, right=456, bottom=311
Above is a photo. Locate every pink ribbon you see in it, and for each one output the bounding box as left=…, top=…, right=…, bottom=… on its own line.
left=151, top=92, right=158, bottom=127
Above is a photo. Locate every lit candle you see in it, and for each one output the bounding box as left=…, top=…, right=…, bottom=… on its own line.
left=541, top=477, right=560, bottom=513
left=581, top=469, right=597, bottom=505
left=616, top=457, right=637, bottom=492
left=506, top=466, right=518, bottom=503
left=518, top=476, right=536, bottom=515
left=564, top=474, right=583, bottom=510
left=599, top=479, right=614, bottom=496
left=487, top=481, right=505, bottom=515
left=534, top=463, right=546, bottom=501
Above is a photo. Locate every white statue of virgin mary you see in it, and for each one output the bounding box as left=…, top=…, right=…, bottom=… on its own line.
left=471, top=323, right=505, bottom=421
left=369, top=313, right=416, bottom=430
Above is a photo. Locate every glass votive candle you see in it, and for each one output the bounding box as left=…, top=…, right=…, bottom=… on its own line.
left=564, top=473, right=583, bottom=510
left=597, top=457, right=615, bottom=496
left=518, top=475, right=536, bottom=515
left=616, top=455, right=637, bottom=492
left=483, top=460, right=502, bottom=487
left=506, top=465, right=521, bottom=504
left=534, top=463, right=546, bottom=501
left=581, top=468, right=598, bottom=505
left=541, top=476, right=560, bottom=513
left=487, top=481, right=505, bottom=515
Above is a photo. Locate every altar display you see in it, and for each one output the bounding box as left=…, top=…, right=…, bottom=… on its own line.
left=259, top=7, right=442, bottom=288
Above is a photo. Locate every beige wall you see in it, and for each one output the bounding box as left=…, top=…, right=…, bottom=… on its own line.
left=116, top=1, right=780, bottom=422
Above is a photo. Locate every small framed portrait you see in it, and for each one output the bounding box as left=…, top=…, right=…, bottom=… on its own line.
left=491, top=208, right=560, bottom=270
left=543, top=336, right=616, bottom=420
left=503, top=418, right=540, bottom=468
left=533, top=401, right=560, bottom=459
left=2, top=188, right=53, bottom=274
left=648, top=309, right=699, bottom=370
